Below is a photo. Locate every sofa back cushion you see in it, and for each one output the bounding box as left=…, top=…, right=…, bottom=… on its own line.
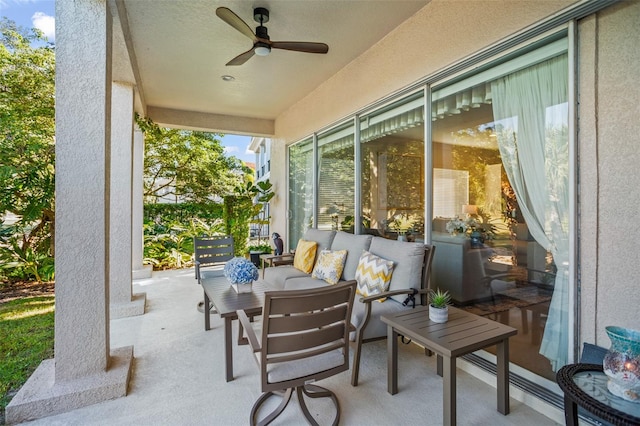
left=369, top=237, right=425, bottom=303
left=302, top=229, right=336, bottom=259
left=329, top=232, right=373, bottom=280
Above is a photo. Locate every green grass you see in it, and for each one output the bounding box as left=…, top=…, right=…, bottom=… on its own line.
left=0, top=296, right=55, bottom=421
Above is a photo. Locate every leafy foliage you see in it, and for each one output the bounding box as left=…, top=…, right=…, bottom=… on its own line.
left=224, top=195, right=253, bottom=257
left=136, top=115, right=252, bottom=203
left=0, top=20, right=56, bottom=282
left=143, top=217, right=226, bottom=270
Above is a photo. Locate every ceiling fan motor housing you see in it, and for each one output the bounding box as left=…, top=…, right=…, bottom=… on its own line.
left=253, top=7, right=269, bottom=24
left=255, top=25, right=270, bottom=41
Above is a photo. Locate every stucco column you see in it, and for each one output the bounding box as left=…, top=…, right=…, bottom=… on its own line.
left=110, top=82, right=146, bottom=318
left=132, top=125, right=152, bottom=279
left=6, top=1, right=132, bottom=423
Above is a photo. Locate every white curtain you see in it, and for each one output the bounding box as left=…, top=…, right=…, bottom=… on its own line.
left=490, top=55, right=570, bottom=371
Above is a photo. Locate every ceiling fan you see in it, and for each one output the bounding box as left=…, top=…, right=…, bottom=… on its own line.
left=216, top=6, right=329, bottom=66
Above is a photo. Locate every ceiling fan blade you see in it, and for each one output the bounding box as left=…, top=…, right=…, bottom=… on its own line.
left=226, top=47, right=255, bottom=66
left=271, top=41, right=329, bottom=54
left=216, top=7, right=257, bottom=43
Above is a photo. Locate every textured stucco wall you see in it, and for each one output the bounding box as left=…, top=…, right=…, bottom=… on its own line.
left=54, top=0, right=113, bottom=379
left=578, top=0, right=640, bottom=348
left=269, top=0, right=574, bottom=247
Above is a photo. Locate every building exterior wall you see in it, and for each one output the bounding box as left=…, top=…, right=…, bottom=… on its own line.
left=271, top=0, right=639, bottom=358
left=577, top=0, right=640, bottom=347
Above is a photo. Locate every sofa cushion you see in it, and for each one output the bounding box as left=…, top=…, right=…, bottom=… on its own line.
left=369, top=237, right=425, bottom=303
left=350, top=297, right=407, bottom=341
left=283, top=276, right=330, bottom=291
left=303, top=229, right=336, bottom=253
left=293, top=239, right=318, bottom=273
left=311, top=249, right=348, bottom=285
left=330, top=232, right=373, bottom=280
left=354, top=251, right=394, bottom=299
left=263, top=265, right=309, bottom=290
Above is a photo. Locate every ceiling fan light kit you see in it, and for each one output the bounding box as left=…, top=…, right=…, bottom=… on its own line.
left=216, top=6, right=329, bottom=66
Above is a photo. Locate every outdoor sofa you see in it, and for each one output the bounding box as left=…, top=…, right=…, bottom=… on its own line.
left=263, top=228, right=435, bottom=386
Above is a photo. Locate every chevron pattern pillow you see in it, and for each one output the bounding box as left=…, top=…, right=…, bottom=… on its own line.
left=355, top=251, right=395, bottom=300
left=293, top=239, right=318, bottom=273
left=312, top=249, right=348, bottom=285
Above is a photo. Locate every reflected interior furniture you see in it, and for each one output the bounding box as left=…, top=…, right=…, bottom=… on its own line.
left=557, top=363, right=640, bottom=426
left=382, top=306, right=517, bottom=426
left=201, top=278, right=269, bottom=381
left=237, top=281, right=357, bottom=426
left=194, top=235, right=234, bottom=326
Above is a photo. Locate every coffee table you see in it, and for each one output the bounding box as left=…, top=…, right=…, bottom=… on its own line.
left=201, top=278, right=270, bottom=382
left=381, top=306, right=517, bottom=426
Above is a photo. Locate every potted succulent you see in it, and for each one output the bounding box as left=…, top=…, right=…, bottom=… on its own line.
left=223, top=257, right=259, bottom=293
left=428, top=288, right=451, bottom=323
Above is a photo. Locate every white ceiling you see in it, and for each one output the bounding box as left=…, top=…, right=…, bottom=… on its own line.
left=115, top=1, right=429, bottom=132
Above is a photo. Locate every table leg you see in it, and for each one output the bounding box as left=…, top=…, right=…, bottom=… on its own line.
left=224, top=317, right=233, bottom=382
left=442, top=355, right=456, bottom=426
left=387, top=325, right=398, bottom=395
left=237, top=315, right=249, bottom=345
left=437, top=354, right=443, bottom=377
left=564, top=394, right=578, bottom=426
left=496, top=338, right=510, bottom=415
left=204, top=291, right=211, bottom=331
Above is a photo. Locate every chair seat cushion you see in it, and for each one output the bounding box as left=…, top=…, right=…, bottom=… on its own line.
left=283, top=276, right=331, bottom=291
left=263, top=266, right=309, bottom=290
left=266, top=348, right=345, bottom=383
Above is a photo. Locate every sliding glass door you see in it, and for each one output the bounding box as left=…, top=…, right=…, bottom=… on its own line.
left=360, top=92, right=425, bottom=240
left=288, top=138, right=314, bottom=249
left=430, top=37, right=569, bottom=380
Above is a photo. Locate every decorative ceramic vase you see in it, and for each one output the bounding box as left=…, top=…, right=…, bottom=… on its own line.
left=603, top=326, right=640, bottom=402
left=469, top=230, right=483, bottom=248
left=231, top=282, right=253, bottom=294
left=429, top=305, right=448, bottom=323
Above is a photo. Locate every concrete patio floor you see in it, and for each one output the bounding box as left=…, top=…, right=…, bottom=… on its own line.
left=18, top=268, right=563, bottom=425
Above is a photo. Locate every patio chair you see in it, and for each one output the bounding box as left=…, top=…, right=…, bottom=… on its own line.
left=237, top=280, right=357, bottom=426
left=194, top=235, right=235, bottom=282
left=194, top=235, right=234, bottom=314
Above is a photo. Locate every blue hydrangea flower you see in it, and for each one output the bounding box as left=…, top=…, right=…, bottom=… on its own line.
left=223, top=257, right=259, bottom=284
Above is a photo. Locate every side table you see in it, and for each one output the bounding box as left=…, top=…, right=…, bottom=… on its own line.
left=556, top=363, right=640, bottom=426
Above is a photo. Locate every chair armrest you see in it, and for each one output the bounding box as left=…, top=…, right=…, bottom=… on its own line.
left=237, top=310, right=261, bottom=353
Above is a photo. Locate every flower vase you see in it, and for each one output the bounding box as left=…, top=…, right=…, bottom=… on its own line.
left=397, top=233, right=407, bottom=242
left=232, top=282, right=253, bottom=294
left=603, top=326, right=640, bottom=402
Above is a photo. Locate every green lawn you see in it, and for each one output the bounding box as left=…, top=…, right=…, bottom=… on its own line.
left=0, top=296, right=55, bottom=422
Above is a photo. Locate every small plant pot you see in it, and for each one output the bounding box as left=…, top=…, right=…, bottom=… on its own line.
left=232, top=282, right=253, bottom=293
left=429, top=305, right=449, bottom=323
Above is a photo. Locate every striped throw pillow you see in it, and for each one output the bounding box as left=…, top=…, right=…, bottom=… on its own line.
left=355, top=251, right=395, bottom=300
